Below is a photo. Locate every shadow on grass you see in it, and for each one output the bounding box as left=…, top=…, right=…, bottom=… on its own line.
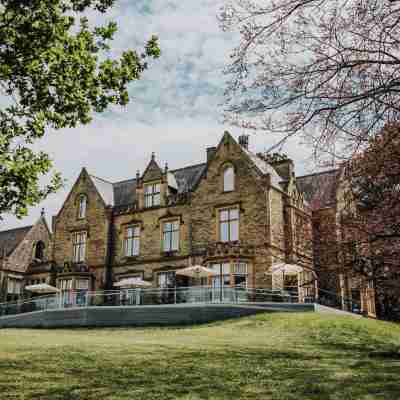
left=0, top=344, right=399, bottom=400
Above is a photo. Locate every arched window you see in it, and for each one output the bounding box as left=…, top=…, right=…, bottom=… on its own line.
left=223, top=166, right=235, bottom=192
left=78, top=194, right=87, bottom=219
left=34, top=241, right=45, bottom=261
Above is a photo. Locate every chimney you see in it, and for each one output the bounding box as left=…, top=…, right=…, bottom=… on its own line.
left=206, top=146, right=217, bottom=162
left=238, top=134, right=249, bottom=149
left=258, top=152, right=294, bottom=180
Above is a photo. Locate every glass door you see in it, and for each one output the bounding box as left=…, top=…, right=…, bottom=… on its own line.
left=210, top=263, right=231, bottom=302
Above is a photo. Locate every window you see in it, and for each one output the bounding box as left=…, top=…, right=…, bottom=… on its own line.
left=144, top=183, right=161, bottom=208
left=219, top=208, right=239, bottom=242
left=59, top=279, right=72, bottom=291
left=223, top=166, right=235, bottom=192
left=124, top=226, right=140, bottom=257
left=7, top=278, right=21, bottom=294
left=34, top=241, right=45, bottom=260
left=72, top=231, right=87, bottom=263
left=157, top=271, right=176, bottom=288
left=210, top=263, right=231, bottom=287
left=163, top=220, right=180, bottom=252
left=284, top=274, right=299, bottom=296
left=78, top=194, right=87, bottom=219
left=76, top=279, right=89, bottom=290
left=232, top=261, right=248, bottom=287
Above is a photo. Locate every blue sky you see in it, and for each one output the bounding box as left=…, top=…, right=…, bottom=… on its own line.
left=1, top=0, right=312, bottom=230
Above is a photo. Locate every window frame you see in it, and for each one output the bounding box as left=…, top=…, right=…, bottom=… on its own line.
left=157, top=271, right=176, bottom=288
left=77, top=194, right=87, bottom=219
left=162, top=220, right=180, bottom=252
left=124, top=225, right=141, bottom=257
left=33, top=240, right=45, bottom=261
left=223, top=165, right=235, bottom=192
left=219, top=207, right=239, bottom=242
left=144, top=182, right=161, bottom=208
left=72, top=231, right=87, bottom=263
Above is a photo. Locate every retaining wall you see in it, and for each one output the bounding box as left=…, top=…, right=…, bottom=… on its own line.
left=0, top=302, right=315, bottom=328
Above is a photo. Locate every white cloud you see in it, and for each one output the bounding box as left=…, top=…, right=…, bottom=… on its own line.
left=0, top=0, right=313, bottom=230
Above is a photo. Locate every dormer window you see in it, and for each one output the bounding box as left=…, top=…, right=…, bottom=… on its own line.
left=144, top=183, right=161, bottom=208
left=223, top=166, right=235, bottom=192
left=34, top=241, right=45, bottom=261
left=78, top=194, right=87, bottom=219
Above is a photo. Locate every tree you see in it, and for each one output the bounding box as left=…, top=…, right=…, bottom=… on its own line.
left=308, top=124, right=400, bottom=319
left=340, top=124, right=400, bottom=320
left=219, top=0, right=400, bottom=161
left=0, top=0, right=160, bottom=219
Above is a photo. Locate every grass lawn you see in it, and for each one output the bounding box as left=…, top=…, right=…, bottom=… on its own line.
left=0, top=313, right=400, bottom=399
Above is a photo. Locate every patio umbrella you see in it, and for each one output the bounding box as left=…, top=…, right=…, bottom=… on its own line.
left=25, top=283, right=60, bottom=294
left=269, top=263, right=304, bottom=274
left=114, top=277, right=152, bottom=288
left=176, top=265, right=216, bottom=279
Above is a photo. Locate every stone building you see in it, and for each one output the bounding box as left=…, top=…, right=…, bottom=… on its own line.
left=297, top=168, right=377, bottom=316
left=47, top=131, right=315, bottom=301
left=0, top=213, right=53, bottom=302
left=0, top=131, right=325, bottom=303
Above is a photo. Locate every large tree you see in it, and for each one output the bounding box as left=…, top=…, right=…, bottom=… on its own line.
left=310, top=124, right=400, bottom=319
left=340, top=124, right=400, bottom=319
left=0, top=0, right=160, bottom=219
left=219, top=0, right=400, bottom=161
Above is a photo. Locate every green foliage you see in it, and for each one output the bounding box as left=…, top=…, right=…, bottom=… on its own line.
left=0, top=0, right=160, bottom=219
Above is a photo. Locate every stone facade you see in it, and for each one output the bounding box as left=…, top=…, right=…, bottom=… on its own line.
left=0, top=131, right=318, bottom=302
left=0, top=215, right=52, bottom=302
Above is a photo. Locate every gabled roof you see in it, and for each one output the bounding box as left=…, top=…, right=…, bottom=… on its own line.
left=110, top=163, right=207, bottom=207
left=296, top=169, right=340, bottom=209
left=89, top=175, right=114, bottom=206
left=0, top=226, right=32, bottom=257
left=171, top=163, right=206, bottom=194
left=113, top=178, right=137, bottom=207
left=242, top=147, right=282, bottom=187
left=142, top=157, right=163, bottom=182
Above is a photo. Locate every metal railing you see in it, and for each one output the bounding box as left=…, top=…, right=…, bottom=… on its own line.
left=0, top=286, right=300, bottom=317
left=317, top=288, right=362, bottom=314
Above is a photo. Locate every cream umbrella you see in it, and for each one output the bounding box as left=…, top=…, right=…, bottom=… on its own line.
left=176, top=265, right=217, bottom=279
left=269, top=263, right=304, bottom=274
left=25, top=283, right=60, bottom=294
left=114, top=278, right=152, bottom=306
left=114, top=277, right=152, bottom=288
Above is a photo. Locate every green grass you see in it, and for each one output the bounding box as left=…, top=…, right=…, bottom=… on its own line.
left=0, top=313, right=400, bottom=399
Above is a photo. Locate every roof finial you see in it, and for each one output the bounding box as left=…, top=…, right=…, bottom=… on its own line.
left=151, top=152, right=155, bottom=161
left=164, top=162, right=168, bottom=174
left=40, top=208, right=45, bottom=218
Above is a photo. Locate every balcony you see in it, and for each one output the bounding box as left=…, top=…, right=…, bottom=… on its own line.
left=192, top=241, right=257, bottom=259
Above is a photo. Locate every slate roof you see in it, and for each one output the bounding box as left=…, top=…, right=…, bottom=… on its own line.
left=242, top=148, right=282, bottom=188
left=109, top=163, right=207, bottom=207
left=0, top=226, right=32, bottom=257
left=113, top=178, right=137, bottom=207
left=90, top=175, right=114, bottom=206
left=296, top=169, right=340, bottom=209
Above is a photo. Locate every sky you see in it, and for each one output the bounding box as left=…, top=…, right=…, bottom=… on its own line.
left=1, top=0, right=313, bottom=231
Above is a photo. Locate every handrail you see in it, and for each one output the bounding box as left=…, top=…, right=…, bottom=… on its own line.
left=0, top=286, right=302, bottom=317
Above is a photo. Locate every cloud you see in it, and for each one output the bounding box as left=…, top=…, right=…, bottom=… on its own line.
left=0, top=0, right=313, bottom=230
